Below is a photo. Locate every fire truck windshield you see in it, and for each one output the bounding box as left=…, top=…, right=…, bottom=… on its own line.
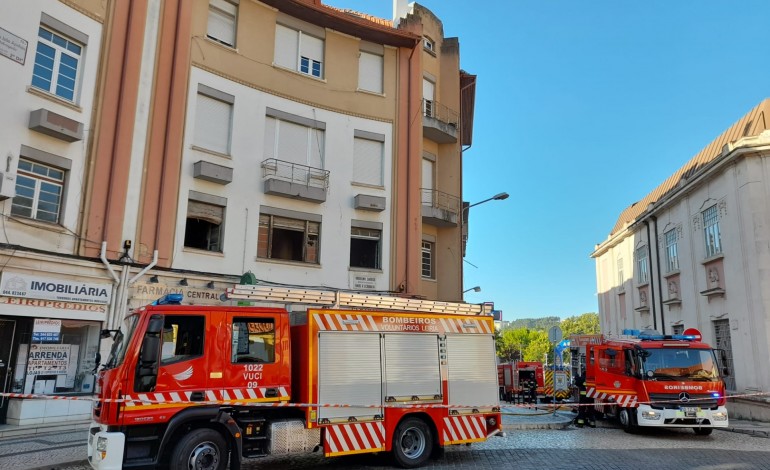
left=104, top=314, right=139, bottom=369
left=640, top=348, right=720, bottom=381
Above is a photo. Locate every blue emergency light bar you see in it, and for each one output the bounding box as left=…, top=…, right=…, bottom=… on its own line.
left=152, top=293, right=184, bottom=305
left=638, top=333, right=697, bottom=341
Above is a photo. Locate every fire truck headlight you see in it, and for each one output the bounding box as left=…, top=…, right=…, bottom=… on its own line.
left=640, top=411, right=661, bottom=421
left=712, top=412, right=728, bottom=421
left=96, top=436, right=109, bottom=452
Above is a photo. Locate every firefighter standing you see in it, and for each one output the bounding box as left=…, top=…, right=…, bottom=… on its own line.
left=574, top=371, right=595, bottom=428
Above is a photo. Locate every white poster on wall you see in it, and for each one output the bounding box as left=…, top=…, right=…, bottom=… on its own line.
left=27, top=344, right=71, bottom=376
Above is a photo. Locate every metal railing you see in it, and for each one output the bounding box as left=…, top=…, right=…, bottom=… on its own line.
left=261, top=158, right=330, bottom=189
left=421, top=188, right=460, bottom=214
left=422, top=99, right=459, bottom=128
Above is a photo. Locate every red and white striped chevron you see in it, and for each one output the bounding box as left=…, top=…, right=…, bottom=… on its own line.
left=312, top=313, right=492, bottom=334
left=586, top=387, right=638, bottom=407
left=441, top=415, right=486, bottom=444
left=124, top=387, right=289, bottom=407
left=324, top=422, right=385, bottom=455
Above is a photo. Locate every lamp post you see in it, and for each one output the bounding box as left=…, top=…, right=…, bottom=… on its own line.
left=462, top=192, right=508, bottom=294
left=463, top=286, right=481, bottom=294
left=465, top=192, right=509, bottom=210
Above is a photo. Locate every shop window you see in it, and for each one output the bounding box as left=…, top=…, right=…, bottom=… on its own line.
left=231, top=318, right=275, bottom=363
left=12, top=319, right=101, bottom=395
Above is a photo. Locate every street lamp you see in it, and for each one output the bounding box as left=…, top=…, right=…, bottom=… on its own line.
left=466, top=192, right=509, bottom=210
left=463, top=286, right=481, bottom=294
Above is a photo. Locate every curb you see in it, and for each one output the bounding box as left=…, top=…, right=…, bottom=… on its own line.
left=28, top=461, right=87, bottom=470
left=716, top=427, right=770, bottom=439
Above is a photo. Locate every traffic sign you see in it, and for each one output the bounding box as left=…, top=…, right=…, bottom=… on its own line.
left=548, top=325, right=563, bottom=343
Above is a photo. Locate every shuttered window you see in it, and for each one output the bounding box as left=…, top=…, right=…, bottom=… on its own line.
left=274, top=24, right=324, bottom=78
left=265, top=116, right=324, bottom=168
left=358, top=51, right=383, bottom=94
left=353, top=137, right=383, bottom=186
left=194, top=93, right=232, bottom=155
left=207, top=0, right=237, bottom=47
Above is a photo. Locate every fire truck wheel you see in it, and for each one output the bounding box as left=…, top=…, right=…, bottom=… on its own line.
left=169, top=428, right=228, bottom=470
left=392, top=417, right=433, bottom=468
left=693, top=427, right=713, bottom=436
left=618, top=408, right=637, bottom=433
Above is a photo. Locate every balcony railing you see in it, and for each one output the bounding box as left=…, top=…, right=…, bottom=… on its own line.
left=261, top=158, right=329, bottom=203
left=422, top=99, right=459, bottom=144
left=421, top=188, right=460, bottom=227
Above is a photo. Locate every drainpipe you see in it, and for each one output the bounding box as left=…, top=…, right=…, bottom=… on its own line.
left=129, top=250, right=158, bottom=284
left=100, top=241, right=119, bottom=283
left=644, top=220, right=657, bottom=331
left=100, top=241, right=120, bottom=330
left=651, top=214, right=666, bottom=334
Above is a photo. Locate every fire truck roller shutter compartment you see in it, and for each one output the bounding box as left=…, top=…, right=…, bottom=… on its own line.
left=384, top=334, right=442, bottom=400
left=318, top=332, right=383, bottom=421
left=446, top=335, right=499, bottom=408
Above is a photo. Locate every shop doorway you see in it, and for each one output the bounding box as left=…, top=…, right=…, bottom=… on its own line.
left=0, top=318, right=18, bottom=424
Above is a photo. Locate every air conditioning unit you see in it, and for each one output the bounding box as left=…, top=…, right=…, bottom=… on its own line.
left=0, top=172, right=17, bottom=200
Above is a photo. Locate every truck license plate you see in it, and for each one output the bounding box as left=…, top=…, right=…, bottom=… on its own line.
left=682, top=406, right=699, bottom=416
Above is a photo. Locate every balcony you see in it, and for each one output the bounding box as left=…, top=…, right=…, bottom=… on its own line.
left=261, top=158, right=329, bottom=203
left=422, top=99, right=458, bottom=144
left=421, top=188, right=460, bottom=227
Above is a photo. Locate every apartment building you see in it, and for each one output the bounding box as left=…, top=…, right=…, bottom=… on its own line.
left=0, top=0, right=476, bottom=425
left=592, top=99, right=770, bottom=398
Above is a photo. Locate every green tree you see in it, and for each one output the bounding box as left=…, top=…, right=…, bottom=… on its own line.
left=561, top=313, right=600, bottom=336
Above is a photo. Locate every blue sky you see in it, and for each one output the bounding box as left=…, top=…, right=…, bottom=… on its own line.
left=328, top=1, right=770, bottom=320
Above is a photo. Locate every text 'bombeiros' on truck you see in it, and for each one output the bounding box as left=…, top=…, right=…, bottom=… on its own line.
left=574, top=328, right=729, bottom=435
left=86, top=284, right=502, bottom=470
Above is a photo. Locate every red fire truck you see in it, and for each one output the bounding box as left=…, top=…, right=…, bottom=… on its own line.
left=584, top=329, right=729, bottom=434
left=497, top=361, right=543, bottom=402
left=87, top=285, right=502, bottom=469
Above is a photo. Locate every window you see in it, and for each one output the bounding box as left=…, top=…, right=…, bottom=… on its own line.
left=274, top=24, right=324, bottom=78
left=12, top=159, right=64, bottom=223
left=232, top=318, right=275, bottom=363
left=263, top=114, right=324, bottom=169
left=350, top=227, right=381, bottom=270
left=421, top=240, right=434, bottom=279
left=31, top=26, right=82, bottom=101
left=423, top=36, right=435, bottom=53
left=207, top=0, right=238, bottom=47
left=423, top=78, right=435, bottom=117
left=702, top=205, right=722, bottom=258
left=665, top=228, right=679, bottom=272
left=160, top=316, right=205, bottom=365
left=258, top=213, right=319, bottom=264
left=184, top=193, right=226, bottom=252
left=358, top=51, right=383, bottom=94
left=635, top=246, right=649, bottom=284
left=194, top=88, right=233, bottom=155
left=617, top=256, right=624, bottom=287
left=353, top=135, right=383, bottom=186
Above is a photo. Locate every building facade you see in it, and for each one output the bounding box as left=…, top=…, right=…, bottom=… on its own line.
left=592, top=99, right=770, bottom=399
left=0, top=0, right=476, bottom=425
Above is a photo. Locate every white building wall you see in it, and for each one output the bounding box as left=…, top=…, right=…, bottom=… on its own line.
left=0, top=1, right=102, bottom=253
left=172, top=67, right=393, bottom=291
left=595, top=149, right=770, bottom=394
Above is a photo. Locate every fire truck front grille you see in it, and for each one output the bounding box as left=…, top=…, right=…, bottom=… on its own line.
left=648, top=393, right=719, bottom=409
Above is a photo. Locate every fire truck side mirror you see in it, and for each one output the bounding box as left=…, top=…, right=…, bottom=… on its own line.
left=147, top=315, right=164, bottom=334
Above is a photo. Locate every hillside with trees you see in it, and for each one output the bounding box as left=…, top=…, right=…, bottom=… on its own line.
left=495, top=313, right=599, bottom=364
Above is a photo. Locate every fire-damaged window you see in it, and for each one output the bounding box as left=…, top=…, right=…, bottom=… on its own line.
left=350, top=222, right=382, bottom=270
left=160, top=316, right=205, bottom=365
left=184, top=192, right=226, bottom=252
left=257, top=209, right=320, bottom=264
left=232, top=318, right=275, bottom=364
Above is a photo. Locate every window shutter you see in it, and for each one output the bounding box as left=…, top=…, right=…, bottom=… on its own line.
left=300, top=33, right=324, bottom=65
left=194, top=94, right=231, bottom=154
left=263, top=116, right=276, bottom=159
left=353, top=137, right=382, bottom=186
left=358, top=52, right=383, bottom=94
left=187, top=200, right=223, bottom=225
left=207, top=2, right=236, bottom=46
left=273, top=216, right=306, bottom=231
left=421, top=158, right=434, bottom=204
left=277, top=120, right=309, bottom=165
left=275, top=24, right=298, bottom=70
left=309, top=128, right=324, bottom=169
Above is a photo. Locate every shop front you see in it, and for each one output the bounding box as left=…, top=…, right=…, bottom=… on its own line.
left=0, top=272, right=111, bottom=425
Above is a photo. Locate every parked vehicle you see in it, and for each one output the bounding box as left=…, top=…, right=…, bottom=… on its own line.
left=87, top=285, right=502, bottom=469
left=497, top=361, right=543, bottom=402
left=583, top=328, right=728, bottom=434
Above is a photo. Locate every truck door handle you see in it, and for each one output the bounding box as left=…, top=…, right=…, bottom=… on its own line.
left=190, top=391, right=205, bottom=401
